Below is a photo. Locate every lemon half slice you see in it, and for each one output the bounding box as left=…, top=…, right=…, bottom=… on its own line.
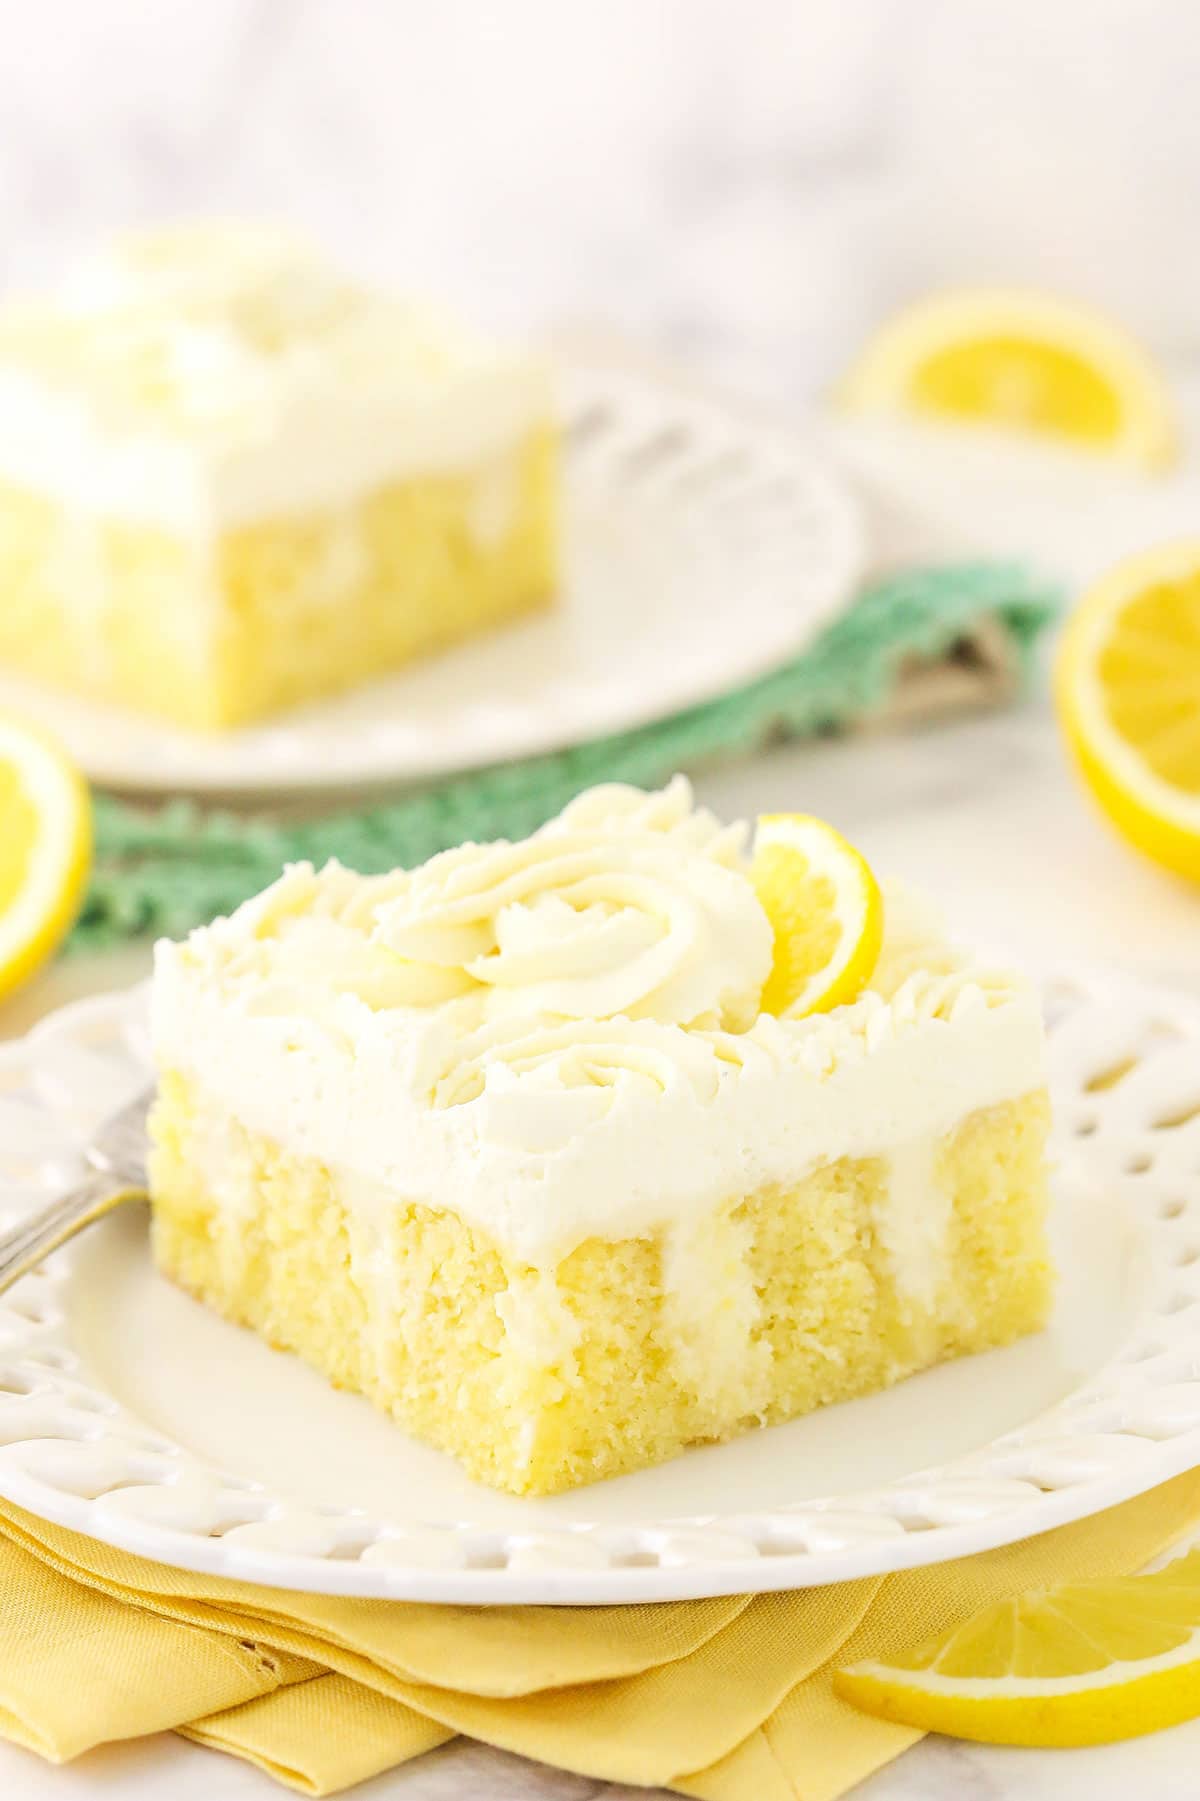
left=751, top=813, right=882, bottom=1018
left=0, top=714, right=92, bottom=1002
left=1056, top=540, right=1200, bottom=881
left=836, top=1550, right=1200, bottom=1748
left=840, top=288, right=1176, bottom=467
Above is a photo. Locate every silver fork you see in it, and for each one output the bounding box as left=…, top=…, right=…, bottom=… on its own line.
left=0, top=1086, right=153, bottom=1296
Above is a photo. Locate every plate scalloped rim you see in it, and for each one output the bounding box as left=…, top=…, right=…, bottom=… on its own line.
left=1, top=967, right=1200, bottom=1602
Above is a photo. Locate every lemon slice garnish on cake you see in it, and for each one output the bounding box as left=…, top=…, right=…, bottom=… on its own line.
left=1056, top=540, right=1200, bottom=881
left=835, top=1550, right=1200, bottom=1747
left=751, top=814, right=882, bottom=1017
left=839, top=289, right=1176, bottom=467
left=0, top=713, right=91, bottom=1001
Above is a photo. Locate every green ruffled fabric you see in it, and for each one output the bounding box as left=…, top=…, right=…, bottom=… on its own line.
left=76, top=561, right=1058, bottom=950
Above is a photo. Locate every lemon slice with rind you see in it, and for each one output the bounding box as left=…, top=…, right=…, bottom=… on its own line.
left=835, top=1550, right=1200, bottom=1747
left=751, top=814, right=882, bottom=1018
left=0, top=713, right=92, bottom=1002
left=1056, top=539, right=1200, bottom=882
left=839, top=288, right=1176, bottom=467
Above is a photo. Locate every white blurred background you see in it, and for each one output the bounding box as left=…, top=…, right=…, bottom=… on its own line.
left=2, top=0, right=1197, bottom=407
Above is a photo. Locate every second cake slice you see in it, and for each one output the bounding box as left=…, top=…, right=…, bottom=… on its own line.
left=0, top=225, right=557, bottom=728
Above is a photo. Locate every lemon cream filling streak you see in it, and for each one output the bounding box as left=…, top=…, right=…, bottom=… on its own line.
left=147, top=780, right=1053, bottom=1495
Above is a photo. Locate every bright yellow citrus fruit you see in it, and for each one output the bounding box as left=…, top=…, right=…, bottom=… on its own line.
left=751, top=814, right=882, bottom=1017
left=839, top=289, right=1176, bottom=467
left=835, top=1549, right=1200, bottom=1747
left=1056, top=540, right=1200, bottom=882
left=0, top=713, right=92, bottom=1002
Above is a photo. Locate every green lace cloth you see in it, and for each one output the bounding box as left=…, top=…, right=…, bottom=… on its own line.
left=76, top=561, right=1058, bottom=950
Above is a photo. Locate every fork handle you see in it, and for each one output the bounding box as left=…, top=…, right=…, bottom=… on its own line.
left=0, top=1174, right=145, bottom=1297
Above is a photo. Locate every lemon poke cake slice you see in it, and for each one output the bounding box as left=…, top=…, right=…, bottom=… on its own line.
left=148, top=779, right=1053, bottom=1496
left=0, top=224, right=557, bottom=728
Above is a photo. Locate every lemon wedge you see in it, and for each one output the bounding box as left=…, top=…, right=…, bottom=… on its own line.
left=1056, top=540, right=1200, bottom=882
left=839, top=288, right=1176, bottom=467
left=836, top=1549, right=1200, bottom=1747
left=0, top=713, right=92, bottom=1002
left=751, top=814, right=882, bottom=1017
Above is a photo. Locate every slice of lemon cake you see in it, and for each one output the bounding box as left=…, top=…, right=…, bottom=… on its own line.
left=148, top=779, right=1053, bottom=1496
left=0, top=225, right=556, bottom=728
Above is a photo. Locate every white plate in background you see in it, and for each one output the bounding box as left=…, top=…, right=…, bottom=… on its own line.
left=0, top=363, right=864, bottom=797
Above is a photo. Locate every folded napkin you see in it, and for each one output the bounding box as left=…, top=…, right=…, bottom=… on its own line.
left=4, top=1471, right=1199, bottom=1798
left=77, top=560, right=1056, bottom=951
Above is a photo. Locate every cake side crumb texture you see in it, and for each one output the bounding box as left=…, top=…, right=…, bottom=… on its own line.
left=150, top=1077, right=1052, bottom=1496
left=0, top=429, right=554, bottom=726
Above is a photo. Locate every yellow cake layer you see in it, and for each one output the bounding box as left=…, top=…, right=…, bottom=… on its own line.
left=0, top=426, right=556, bottom=729
left=148, top=1073, right=1054, bottom=1497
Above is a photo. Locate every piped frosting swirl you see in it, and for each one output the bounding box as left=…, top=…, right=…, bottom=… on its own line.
left=373, top=780, right=771, bottom=1032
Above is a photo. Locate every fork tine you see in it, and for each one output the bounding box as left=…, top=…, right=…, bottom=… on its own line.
left=86, top=1084, right=154, bottom=1185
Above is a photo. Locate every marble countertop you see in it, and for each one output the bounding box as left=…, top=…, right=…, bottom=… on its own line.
left=7, top=1, right=1200, bottom=395
left=3, top=692, right=1199, bottom=1800
left=11, top=1722, right=1200, bottom=1801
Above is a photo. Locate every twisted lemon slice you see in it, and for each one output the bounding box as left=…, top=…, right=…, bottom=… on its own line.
left=836, top=1551, right=1200, bottom=1748
left=0, top=713, right=91, bottom=1001
left=751, top=813, right=882, bottom=1017
left=840, top=288, right=1176, bottom=467
left=1056, top=540, right=1200, bottom=882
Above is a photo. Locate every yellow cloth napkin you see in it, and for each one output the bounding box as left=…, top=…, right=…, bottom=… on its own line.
left=4, top=1473, right=1200, bottom=1798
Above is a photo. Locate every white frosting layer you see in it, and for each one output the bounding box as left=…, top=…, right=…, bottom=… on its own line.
left=151, top=779, right=1046, bottom=1265
left=0, top=224, right=552, bottom=527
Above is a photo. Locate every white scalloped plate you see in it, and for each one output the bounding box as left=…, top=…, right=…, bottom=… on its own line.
left=2, top=968, right=1200, bottom=1603
left=0, top=363, right=863, bottom=797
